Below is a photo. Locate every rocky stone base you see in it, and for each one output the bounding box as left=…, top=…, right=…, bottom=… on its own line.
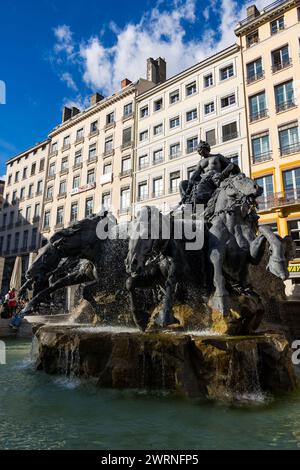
left=35, top=325, right=297, bottom=401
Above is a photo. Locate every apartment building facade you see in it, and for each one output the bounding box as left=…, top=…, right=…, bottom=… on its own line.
left=235, top=0, right=300, bottom=287
left=133, top=45, right=249, bottom=215
left=0, top=140, right=49, bottom=292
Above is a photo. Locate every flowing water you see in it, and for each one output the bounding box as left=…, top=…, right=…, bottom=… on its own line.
left=1, top=339, right=300, bottom=450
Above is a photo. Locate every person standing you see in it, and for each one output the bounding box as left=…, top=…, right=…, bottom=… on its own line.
left=7, top=288, right=17, bottom=318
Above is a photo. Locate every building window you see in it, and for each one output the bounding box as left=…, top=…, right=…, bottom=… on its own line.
left=31, top=228, right=38, bottom=248
left=227, top=154, right=240, bottom=167
left=221, top=94, right=236, bottom=108
left=43, top=211, right=50, bottom=229
left=102, top=192, right=111, bottom=210
left=9, top=211, right=14, bottom=226
left=63, top=135, right=70, bottom=149
left=14, top=233, right=20, bottom=252
left=204, top=73, right=213, bottom=88
left=170, top=116, right=180, bottom=129
left=73, top=175, right=80, bottom=190
left=6, top=234, right=11, bottom=252
left=12, top=190, right=17, bottom=203
left=39, top=159, right=45, bottom=172
left=103, top=162, right=112, bottom=175
left=288, top=220, right=300, bottom=258
left=122, top=127, right=132, bottom=146
left=247, top=58, right=263, bottom=84
left=7, top=175, right=12, bottom=185
left=51, top=142, right=58, bottom=154
left=153, top=124, right=163, bottom=136
left=15, top=171, right=19, bottom=183
left=154, top=98, right=163, bottom=112
left=61, top=157, right=68, bottom=172
left=70, top=203, right=78, bottom=223
left=85, top=198, right=93, bottom=217
left=272, top=45, right=290, bottom=72
left=246, top=30, right=259, bottom=47
left=106, top=112, right=115, bottom=125
left=20, top=187, right=25, bottom=200
left=170, top=143, right=181, bottom=159
left=270, top=16, right=284, bottom=35
left=124, top=102, right=133, bottom=117
left=25, top=206, right=31, bottom=222
left=76, top=128, right=84, bottom=141
left=56, top=207, right=64, bottom=226
left=28, top=184, right=34, bottom=198
left=87, top=169, right=95, bottom=184
left=186, top=81, right=197, bottom=96
left=90, top=121, right=98, bottom=133
left=37, top=180, right=43, bottom=195
left=2, top=214, right=7, bottom=228
left=34, top=204, right=40, bottom=219
left=22, top=168, right=27, bottom=180
left=31, top=163, right=36, bottom=176
left=120, top=187, right=130, bottom=212
left=0, top=236, right=3, bottom=254
left=222, top=122, right=238, bottom=142
left=121, top=158, right=131, bottom=175
left=104, top=137, right=113, bottom=154
left=89, top=143, right=97, bottom=161
left=283, top=168, right=300, bottom=203
left=139, top=130, right=149, bottom=142
left=140, top=106, right=149, bottom=119
left=48, top=163, right=55, bottom=177
left=279, top=122, right=300, bottom=156
left=220, top=65, right=234, bottom=81
left=59, top=180, right=66, bottom=196
left=255, top=175, right=274, bottom=210
left=46, top=186, right=53, bottom=200
left=252, top=132, right=271, bottom=163
left=249, top=92, right=267, bottom=121
left=22, top=231, right=29, bottom=251
left=74, top=150, right=82, bottom=166
left=139, top=154, right=149, bottom=170
left=206, top=129, right=216, bottom=147
left=186, top=109, right=198, bottom=122
left=170, top=90, right=180, bottom=104
left=138, top=182, right=148, bottom=201
left=153, top=149, right=163, bottom=165
left=170, top=171, right=180, bottom=194
left=204, top=102, right=215, bottom=115
left=275, top=80, right=295, bottom=113
left=152, top=177, right=163, bottom=198
left=186, top=137, right=198, bottom=154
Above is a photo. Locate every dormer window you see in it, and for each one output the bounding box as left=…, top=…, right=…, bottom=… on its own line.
left=246, top=30, right=259, bottom=47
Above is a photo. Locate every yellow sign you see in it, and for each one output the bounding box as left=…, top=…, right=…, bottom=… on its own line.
left=288, top=265, right=300, bottom=274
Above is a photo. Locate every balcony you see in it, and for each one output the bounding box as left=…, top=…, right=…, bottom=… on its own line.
left=186, top=146, right=198, bottom=155
left=169, top=151, right=182, bottom=160
left=137, top=194, right=149, bottom=202
left=103, top=149, right=115, bottom=158
left=105, top=122, right=116, bottom=131
left=122, top=112, right=134, bottom=122
left=87, top=156, right=98, bottom=165
left=258, top=189, right=300, bottom=211
left=252, top=151, right=273, bottom=164
left=139, top=162, right=149, bottom=170
left=280, top=142, right=300, bottom=157
left=58, top=192, right=67, bottom=200
left=151, top=191, right=164, bottom=199
left=60, top=168, right=69, bottom=177
left=121, top=141, right=134, bottom=151
left=222, top=132, right=238, bottom=143
left=35, top=191, right=43, bottom=197
left=61, top=144, right=71, bottom=152
left=153, top=157, right=164, bottom=166
left=75, top=137, right=84, bottom=145
left=49, top=150, right=58, bottom=158
left=47, top=174, right=56, bottom=182
left=73, top=163, right=83, bottom=171
left=100, top=173, right=113, bottom=185
left=249, top=109, right=268, bottom=122
left=119, top=170, right=132, bottom=178
left=89, top=130, right=99, bottom=138
left=55, top=223, right=64, bottom=231
left=276, top=100, right=296, bottom=113
left=272, top=58, right=292, bottom=73
left=45, top=197, right=54, bottom=204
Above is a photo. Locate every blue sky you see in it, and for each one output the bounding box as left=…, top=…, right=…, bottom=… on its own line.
left=0, top=0, right=264, bottom=175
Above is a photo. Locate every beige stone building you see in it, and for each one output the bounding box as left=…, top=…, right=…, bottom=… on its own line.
left=43, top=78, right=156, bottom=237
left=235, top=0, right=300, bottom=290
left=0, top=140, right=49, bottom=292
left=133, top=45, right=249, bottom=215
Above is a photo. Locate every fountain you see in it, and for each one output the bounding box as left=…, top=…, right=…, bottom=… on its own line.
left=20, top=141, right=297, bottom=401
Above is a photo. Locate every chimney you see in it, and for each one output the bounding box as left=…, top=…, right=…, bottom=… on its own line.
left=121, top=78, right=132, bottom=89
left=246, top=4, right=260, bottom=18
left=91, top=92, right=104, bottom=106
left=147, top=57, right=166, bottom=85
left=71, top=107, right=80, bottom=117
left=62, top=106, right=72, bottom=123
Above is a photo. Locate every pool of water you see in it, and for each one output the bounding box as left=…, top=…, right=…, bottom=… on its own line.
left=1, top=339, right=300, bottom=450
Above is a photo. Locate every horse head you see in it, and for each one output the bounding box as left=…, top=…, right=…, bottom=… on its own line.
left=223, top=173, right=263, bottom=200
left=126, top=206, right=167, bottom=277
left=26, top=243, right=61, bottom=284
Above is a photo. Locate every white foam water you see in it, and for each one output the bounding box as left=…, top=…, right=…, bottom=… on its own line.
left=77, top=326, right=140, bottom=334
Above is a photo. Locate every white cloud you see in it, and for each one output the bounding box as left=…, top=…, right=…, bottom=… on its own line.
left=53, top=0, right=269, bottom=99
left=61, top=72, right=78, bottom=91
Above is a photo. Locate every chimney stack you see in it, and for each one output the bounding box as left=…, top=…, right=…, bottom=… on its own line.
left=121, top=78, right=132, bottom=89
left=71, top=107, right=80, bottom=117
left=91, top=92, right=104, bottom=106
left=147, top=57, right=167, bottom=85
left=246, top=4, right=260, bottom=18
left=62, top=106, right=72, bottom=123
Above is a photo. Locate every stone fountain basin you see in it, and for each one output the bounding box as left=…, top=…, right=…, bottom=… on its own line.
left=35, top=325, right=297, bottom=401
